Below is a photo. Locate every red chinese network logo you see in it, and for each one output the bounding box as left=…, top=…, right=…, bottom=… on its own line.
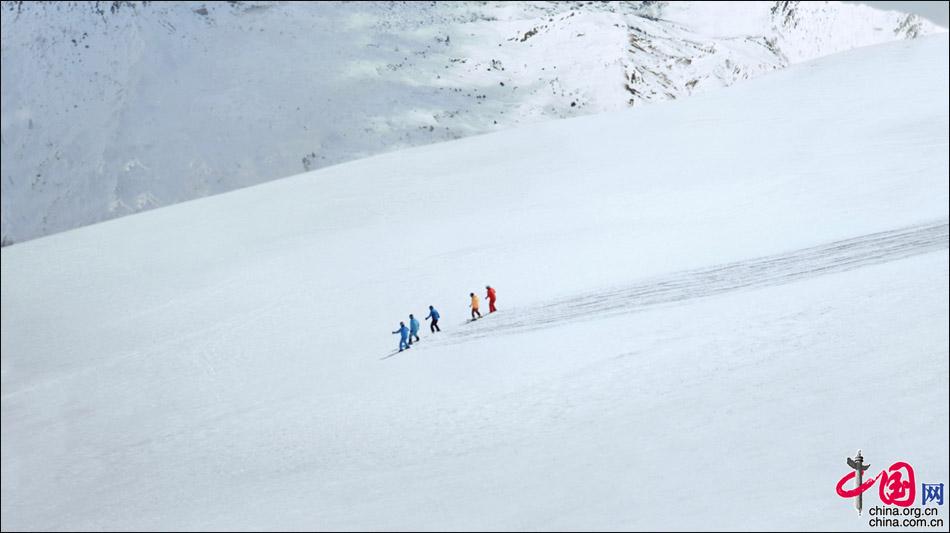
left=837, top=459, right=916, bottom=507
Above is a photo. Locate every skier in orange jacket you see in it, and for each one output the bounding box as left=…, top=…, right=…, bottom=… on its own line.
left=485, top=285, right=497, bottom=313
left=469, top=292, right=482, bottom=319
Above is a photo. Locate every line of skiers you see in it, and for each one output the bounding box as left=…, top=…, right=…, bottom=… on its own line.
left=392, top=285, right=497, bottom=352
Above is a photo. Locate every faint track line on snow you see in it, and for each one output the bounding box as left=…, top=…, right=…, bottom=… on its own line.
left=444, top=220, right=949, bottom=342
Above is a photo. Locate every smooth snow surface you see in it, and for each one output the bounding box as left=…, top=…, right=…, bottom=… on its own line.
left=2, top=34, right=948, bottom=530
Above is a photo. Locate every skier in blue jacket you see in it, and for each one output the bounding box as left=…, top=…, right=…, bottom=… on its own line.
left=408, top=314, right=421, bottom=345
left=392, top=321, right=410, bottom=351
left=425, top=305, right=441, bottom=333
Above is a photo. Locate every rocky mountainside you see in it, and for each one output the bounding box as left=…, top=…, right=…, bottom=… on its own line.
left=0, top=1, right=942, bottom=244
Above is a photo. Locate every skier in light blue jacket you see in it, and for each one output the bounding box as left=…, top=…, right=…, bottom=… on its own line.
left=408, top=314, right=421, bottom=345
left=392, top=321, right=410, bottom=352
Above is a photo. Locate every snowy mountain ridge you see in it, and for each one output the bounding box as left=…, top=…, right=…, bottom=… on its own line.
left=1, top=0, right=944, bottom=244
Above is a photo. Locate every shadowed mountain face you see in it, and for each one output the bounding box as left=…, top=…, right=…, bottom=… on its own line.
left=0, top=0, right=941, bottom=244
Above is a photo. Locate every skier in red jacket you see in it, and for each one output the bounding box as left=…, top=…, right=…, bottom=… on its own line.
left=486, top=285, right=497, bottom=313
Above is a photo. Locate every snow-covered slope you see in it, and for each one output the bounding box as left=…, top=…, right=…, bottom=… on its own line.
left=2, top=33, right=948, bottom=531
left=1, top=1, right=944, bottom=244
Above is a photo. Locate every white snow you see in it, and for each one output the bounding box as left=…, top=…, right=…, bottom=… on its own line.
left=1, top=1, right=944, bottom=243
left=1, top=33, right=948, bottom=530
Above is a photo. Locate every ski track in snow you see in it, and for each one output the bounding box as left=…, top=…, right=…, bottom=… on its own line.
left=433, top=220, right=949, bottom=343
